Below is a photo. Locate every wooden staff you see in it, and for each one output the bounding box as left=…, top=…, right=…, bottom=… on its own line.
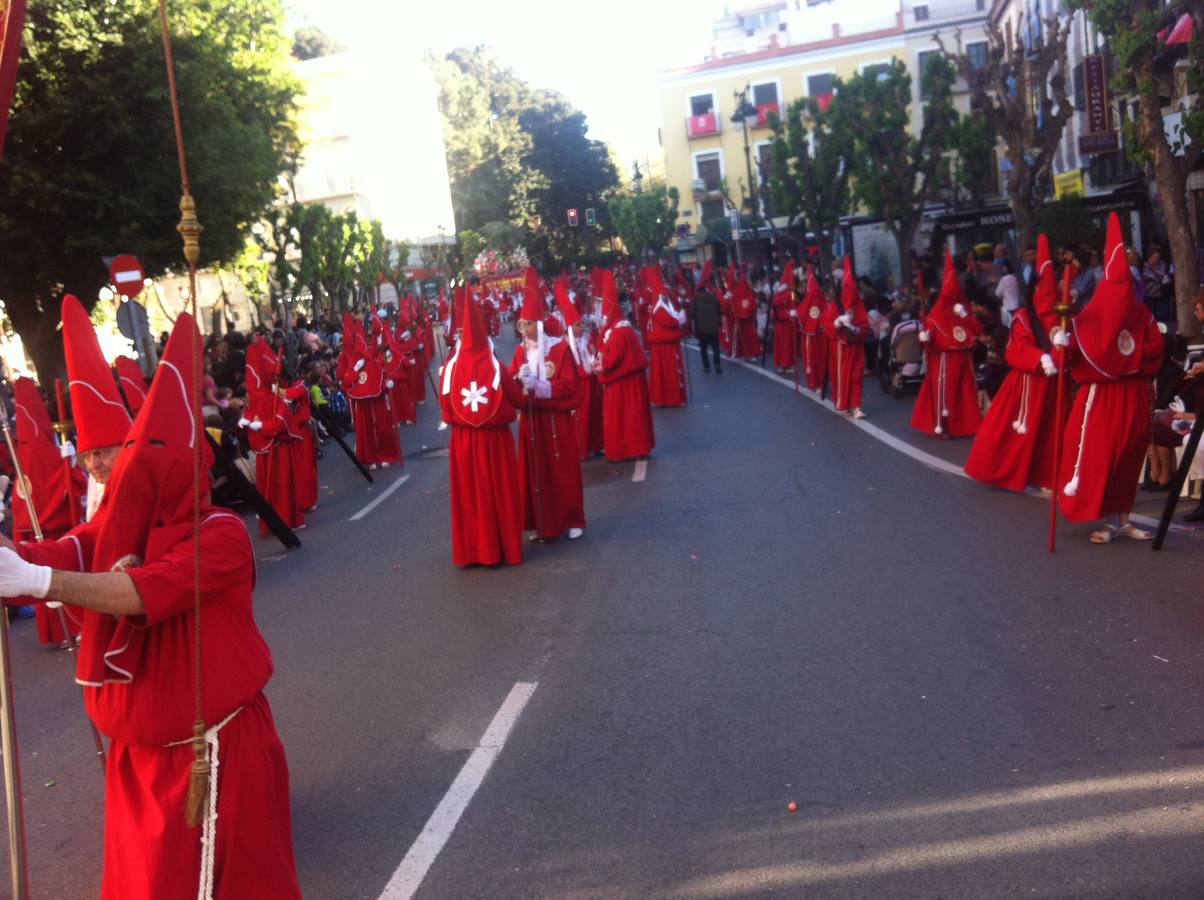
left=1048, top=267, right=1074, bottom=553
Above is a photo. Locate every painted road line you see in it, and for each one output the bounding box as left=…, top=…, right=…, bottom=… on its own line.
left=707, top=345, right=1198, bottom=538
left=378, top=681, right=539, bottom=900
left=633, top=459, right=648, bottom=483
left=349, top=473, right=411, bottom=522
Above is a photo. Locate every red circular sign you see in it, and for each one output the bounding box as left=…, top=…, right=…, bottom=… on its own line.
left=109, top=254, right=145, bottom=298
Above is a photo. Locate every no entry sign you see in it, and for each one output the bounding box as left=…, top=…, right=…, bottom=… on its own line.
left=109, top=254, right=145, bottom=297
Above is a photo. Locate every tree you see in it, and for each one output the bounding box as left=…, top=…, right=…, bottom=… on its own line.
left=610, top=183, right=680, bottom=260
left=381, top=238, right=411, bottom=305
left=353, top=218, right=387, bottom=307
left=768, top=98, right=852, bottom=274
left=291, top=26, right=345, bottom=61
left=0, top=0, right=299, bottom=377
left=458, top=229, right=486, bottom=270
left=519, top=98, right=619, bottom=268
left=832, top=57, right=960, bottom=287
left=935, top=15, right=1074, bottom=252
left=1068, top=0, right=1203, bottom=335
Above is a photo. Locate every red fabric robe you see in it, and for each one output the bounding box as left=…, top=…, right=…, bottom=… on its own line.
left=18, top=510, right=300, bottom=900
left=439, top=365, right=526, bottom=565
left=964, top=308, right=1067, bottom=491
left=732, top=288, right=761, bottom=359
left=911, top=316, right=983, bottom=436
left=597, top=320, right=656, bottom=460
left=383, top=348, right=416, bottom=425
left=508, top=340, right=586, bottom=539
left=798, top=299, right=827, bottom=392
left=571, top=332, right=605, bottom=458
left=250, top=406, right=304, bottom=536
left=822, top=302, right=867, bottom=412
left=772, top=290, right=797, bottom=369
left=1058, top=316, right=1163, bottom=521
left=647, top=301, right=688, bottom=407
left=283, top=385, right=318, bottom=512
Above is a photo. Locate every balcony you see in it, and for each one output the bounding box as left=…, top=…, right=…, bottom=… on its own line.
left=686, top=112, right=722, bottom=139
left=754, top=102, right=781, bottom=127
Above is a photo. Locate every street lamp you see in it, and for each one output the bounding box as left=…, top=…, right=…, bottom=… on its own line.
left=730, top=86, right=760, bottom=263
left=632, top=161, right=644, bottom=194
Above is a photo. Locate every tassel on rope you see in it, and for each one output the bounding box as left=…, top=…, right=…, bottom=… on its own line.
left=184, top=720, right=209, bottom=828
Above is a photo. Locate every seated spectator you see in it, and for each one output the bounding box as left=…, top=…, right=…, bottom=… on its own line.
left=971, top=292, right=1009, bottom=399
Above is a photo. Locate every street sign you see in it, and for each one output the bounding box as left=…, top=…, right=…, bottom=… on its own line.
left=585, top=208, right=596, bottom=227
left=108, top=254, right=145, bottom=298
left=115, top=297, right=149, bottom=344
left=567, top=208, right=579, bottom=227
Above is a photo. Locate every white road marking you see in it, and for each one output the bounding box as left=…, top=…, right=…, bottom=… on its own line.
left=711, top=347, right=1197, bottom=537
left=349, top=473, right=411, bottom=521
left=633, top=459, right=648, bottom=482
left=378, top=681, right=538, bottom=900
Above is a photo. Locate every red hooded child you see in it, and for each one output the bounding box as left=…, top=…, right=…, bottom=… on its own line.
left=440, top=288, right=526, bottom=565
left=595, top=269, right=655, bottom=460
left=796, top=265, right=828, bottom=392
left=825, top=257, right=870, bottom=414
left=965, top=234, right=1071, bottom=491
left=559, top=279, right=605, bottom=458
left=911, top=250, right=983, bottom=436
left=731, top=269, right=762, bottom=359
left=771, top=260, right=798, bottom=371
left=644, top=266, right=689, bottom=408
left=1058, top=212, right=1164, bottom=528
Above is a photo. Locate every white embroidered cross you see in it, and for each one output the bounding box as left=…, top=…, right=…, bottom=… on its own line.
left=460, top=381, right=489, bottom=412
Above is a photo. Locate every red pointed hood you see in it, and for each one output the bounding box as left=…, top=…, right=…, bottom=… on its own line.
left=519, top=267, right=545, bottom=322
left=925, top=251, right=974, bottom=349
left=699, top=260, right=714, bottom=290
left=643, top=266, right=667, bottom=301
left=799, top=265, right=826, bottom=334
left=601, top=269, right=622, bottom=325
left=82, top=312, right=215, bottom=685
left=1071, top=212, right=1156, bottom=379
left=13, top=377, right=55, bottom=448
left=838, top=256, right=869, bottom=324
left=245, top=335, right=278, bottom=397
left=556, top=277, right=581, bottom=328
left=779, top=260, right=795, bottom=291
left=440, top=284, right=510, bottom=428
left=1031, top=233, right=1060, bottom=332
left=113, top=357, right=148, bottom=416
left=61, top=294, right=131, bottom=452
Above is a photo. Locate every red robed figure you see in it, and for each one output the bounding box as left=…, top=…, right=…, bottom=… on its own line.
left=595, top=270, right=655, bottom=461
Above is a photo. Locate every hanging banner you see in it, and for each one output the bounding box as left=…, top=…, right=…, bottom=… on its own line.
left=1078, top=54, right=1119, bottom=155
left=0, top=0, right=27, bottom=159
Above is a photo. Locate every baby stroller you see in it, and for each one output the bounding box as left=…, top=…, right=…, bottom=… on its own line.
left=881, top=318, right=926, bottom=398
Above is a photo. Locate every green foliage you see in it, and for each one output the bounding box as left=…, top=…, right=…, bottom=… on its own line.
left=0, top=0, right=299, bottom=373
left=951, top=116, right=997, bottom=200
left=291, top=26, right=345, bottom=61
left=1036, top=197, right=1106, bottom=255
left=831, top=57, right=958, bottom=282
left=609, top=184, right=680, bottom=259
left=458, top=229, right=486, bottom=267
left=767, top=98, right=851, bottom=273
left=429, top=46, right=618, bottom=269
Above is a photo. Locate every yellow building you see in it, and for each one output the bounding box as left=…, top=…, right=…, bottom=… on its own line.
left=659, top=5, right=907, bottom=266
left=658, top=0, right=992, bottom=270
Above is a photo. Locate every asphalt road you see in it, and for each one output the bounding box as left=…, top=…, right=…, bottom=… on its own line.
left=4, top=335, right=1204, bottom=900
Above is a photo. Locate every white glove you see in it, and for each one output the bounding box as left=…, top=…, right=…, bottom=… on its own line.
left=533, top=379, right=552, bottom=400
left=837, top=314, right=852, bottom=327
left=1169, top=396, right=1186, bottom=413
left=519, top=363, right=532, bottom=381
left=919, top=330, right=930, bottom=342
left=789, top=309, right=799, bottom=319
left=401, top=330, right=412, bottom=340
left=237, top=417, right=250, bottom=428
left=248, top=420, right=264, bottom=432
left=953, top=303, right=968, bottom=318
left=0, top=547, right=51, bottom=599
left=354, top=359, right=365, bottom=372
left=59, top=440, right=76, bottom=460
left=418, top=343, right=425, bottom=350
left=1052, top=330, right=1070, bottom=348
left=386, top=380, right=395, bottom=389
left=1040, top=353, right=1057, bottom=376
left=675, top=311, right=687, bottom=325
left=774, top=282, right=785, bottom=292
left=724, top=292, right=733, bottom=300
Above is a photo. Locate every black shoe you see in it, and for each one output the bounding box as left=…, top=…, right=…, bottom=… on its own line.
left=715, top=367, right=722, bottom=374
left=1183, top=505, right=1204, bottom=523
left=702, top=367, right=711, bottom=373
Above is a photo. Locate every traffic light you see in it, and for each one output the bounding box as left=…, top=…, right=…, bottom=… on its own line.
left=567, top=208, right=579, bottom=227
left=585, top=208, right=596, bottom=227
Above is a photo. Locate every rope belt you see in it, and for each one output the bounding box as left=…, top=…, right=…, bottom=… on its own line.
left=166, top=705, right=244, bottom=900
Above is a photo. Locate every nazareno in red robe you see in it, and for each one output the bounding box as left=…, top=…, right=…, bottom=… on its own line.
left=12, top=376, right=86, bottom=643
left=18, top=510, right=301, bottom=900
left=797, top=269, right=827, bottom=392
left=964, top=307, right=1067, bottom=491
left=439, top=314, right=526, bottom=565
left=247, top=395, right=305, bottom=536
left=911, top=256, right=983, bottom=436
left=508, top=338, right=586, bottom=539
left=771, top=287, right=797, bottom=370
left=822, top=262, right=870, bottom=412
left=284, top=385, right=318, bottom=512
left=732, top=282, right=762, bottom=359
left=338, top=348, right=401, bottom=466
left=597, top=319, right=656, bottom=461
left=646, top=300, right=688, bottom=407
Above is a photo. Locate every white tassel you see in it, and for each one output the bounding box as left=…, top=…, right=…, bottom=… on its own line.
left=1017, top=423, right=1027, bottom=435
left=1063, top=476, right=1079, bottom=497
left=1012, top=420, right=1022, bottom=432
left=934, top=425, right=943, bottom=435
left=942, top=408, right=950, bottom=416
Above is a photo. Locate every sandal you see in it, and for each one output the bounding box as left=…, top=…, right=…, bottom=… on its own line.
left=1115, top=523, right=1154, bottom=541
left=1090, top=527, right=1117, bottom=544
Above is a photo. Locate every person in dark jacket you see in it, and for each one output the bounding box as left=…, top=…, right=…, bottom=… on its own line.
left=692, top=287, right=722, bottom=373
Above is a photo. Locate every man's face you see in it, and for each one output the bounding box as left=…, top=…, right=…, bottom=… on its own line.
left=1023, top=249, right=1036, bottom=264
left=518, top=319, right=537, bottom=340
left=81, top=444, right=122, bottom=485
left=1194, top=302, right=1204, bottom=325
